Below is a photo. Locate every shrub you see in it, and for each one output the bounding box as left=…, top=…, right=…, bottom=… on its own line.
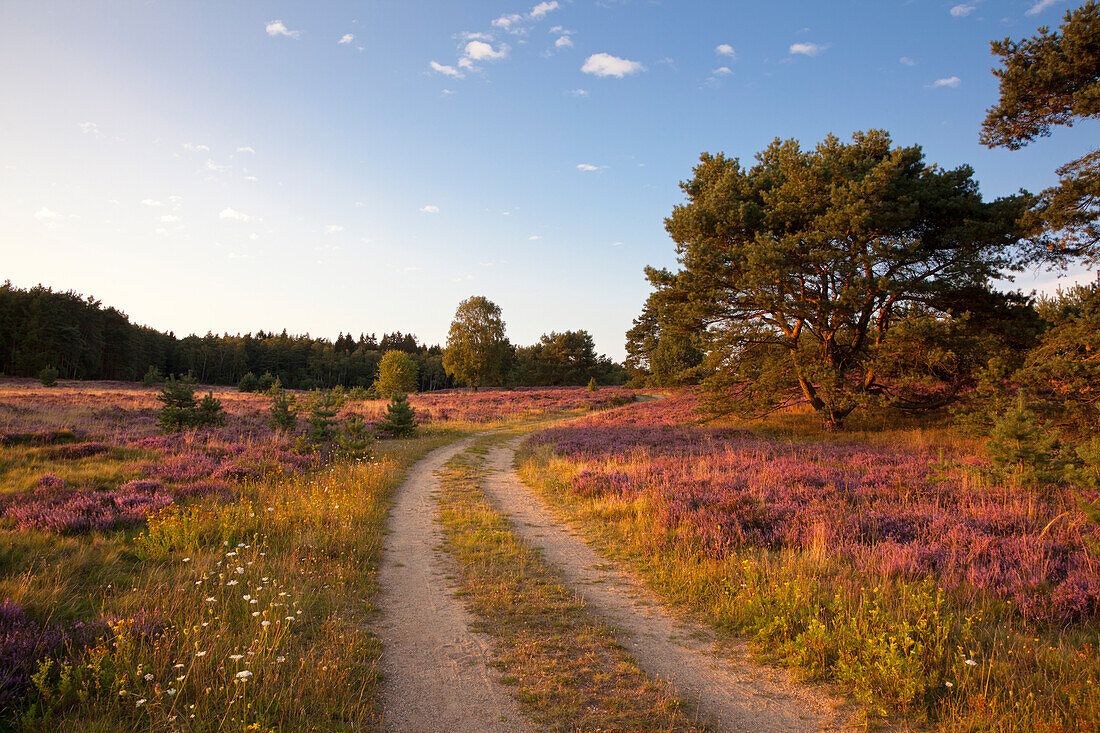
left=237, top=371, right=260, bottom=393
left=141, top=365, right=163, bottom=387
left=586, top=377, right=598, bottom=392
left=376, top=394, right=417, bottom=438
left=37, top=367, right=58, bottom=387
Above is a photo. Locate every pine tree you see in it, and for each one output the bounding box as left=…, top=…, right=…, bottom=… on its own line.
left=376, top=394, right=418, bottom=438
left=269, top=388, right=299, bottom=432
left=157, top=375, right=199, bottom=431
left=38, top=367, right=58, bottom=387
left=338, top=415, right=374, bottom=459
left=986, top=391, right=1062, bottom=486
left=306, top=389, right=344, bottom=445
left=195, top=392, right=225, bottom=427
left=142, top=365, right=164, bottom=387
left=238, top=372, right=260, bottom=392
left=586, top=377, right=599, bottom=392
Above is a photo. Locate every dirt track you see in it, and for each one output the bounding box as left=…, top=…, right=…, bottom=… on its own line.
left=376, top=434, right=848, bottom=731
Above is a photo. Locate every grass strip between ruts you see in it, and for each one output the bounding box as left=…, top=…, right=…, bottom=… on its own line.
left=435, top=438, right=705, bottom=733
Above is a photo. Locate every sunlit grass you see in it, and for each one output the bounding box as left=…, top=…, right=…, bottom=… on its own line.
left=517, top=414, right=1100, bottom=731
left=437, top=438, right=701, bottom=732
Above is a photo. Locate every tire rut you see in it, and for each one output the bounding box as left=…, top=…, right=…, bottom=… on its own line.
left=376, top=437, right=533, bottom=733
left=482, top=439, right=851, bottom=733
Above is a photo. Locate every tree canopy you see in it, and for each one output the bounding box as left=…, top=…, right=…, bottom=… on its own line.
left=652, top=130, right=1031, bottom=429
left=374, top=350, right=419, bottom=397
left=442, top=296, right=512, bottom=390
left=981, top=1, right=1100, bottom=263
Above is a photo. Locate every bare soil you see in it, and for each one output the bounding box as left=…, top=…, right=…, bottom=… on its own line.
left=376, top=437, right=533, bottom=732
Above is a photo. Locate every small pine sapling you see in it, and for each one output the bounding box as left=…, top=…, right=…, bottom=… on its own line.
left=38, top=367, right=59, bottom=387
left=238, top=372, right=260, bottom=393
left=306, top=389, right=344, bottom=446
left=338, top=415, right=374, bottom=459
left=587, top=377, right=599, bottom=392
left=195, top=392, right=225, bottom=427
left=376, top=394, right=418, bottom=438
left=142, top=365, right=164, bottom=387
left=257, top=372, right=277, bottom=393
left=157, top=375, right=199, bottom=431
left=985, top=391, right=1062, bottom=486
left=269, top=388, right=299, bottom=432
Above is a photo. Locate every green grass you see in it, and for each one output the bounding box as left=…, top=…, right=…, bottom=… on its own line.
left=5, top=431, right=457, bottom=732
left=435, top=438, right=704, bottom=733
left=517, top=442, right=1100, bottom=732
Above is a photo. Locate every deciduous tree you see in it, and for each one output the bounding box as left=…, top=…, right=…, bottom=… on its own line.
left=442, top=296, right=511, bottom=390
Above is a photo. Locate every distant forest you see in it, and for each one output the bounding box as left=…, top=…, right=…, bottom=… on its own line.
left=0, top=282, right=626, bottom=390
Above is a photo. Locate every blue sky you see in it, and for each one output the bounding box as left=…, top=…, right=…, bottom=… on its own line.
left=1, top=0, right=1095, bottom=361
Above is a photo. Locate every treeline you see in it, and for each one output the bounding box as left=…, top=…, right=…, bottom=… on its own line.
left=0, top=282, right=626, bottom=390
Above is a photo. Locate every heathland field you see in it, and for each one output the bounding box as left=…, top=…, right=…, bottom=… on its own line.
left=2, top=378, right=1097, bottom=731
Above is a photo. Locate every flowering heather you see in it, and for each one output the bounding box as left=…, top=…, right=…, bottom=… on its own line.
left=530, top=391, right=1100, bottom=623
left=0, top=600, right=87, bottom=712
left=0, top=379, right=634, bottom=534
left=403, top=386, right=635, bottom=423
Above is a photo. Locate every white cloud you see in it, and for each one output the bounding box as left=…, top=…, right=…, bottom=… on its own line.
left=205, top=159, right=231, bottom=173
left=141, top=199, right=163, bottom=206
left=530, top=1, right=560, bottom=19
left=464, top=40, right=507, bottom=61
left=183, top=143, right=210, bottom=152
left=160, top=214, right=181, bottom=223
left=219, top=207, right=255, bottom=222
left=715, top=44, right=737, bottom=59
left=430, top=61, right=464, bottom=78
left=338, top=33, right=355, bottom=44
left=420, top=205, right=440, bottom=214
left=789, top=42, right=829, bottom=56
left=567, top=88, right=589, bottom=97
left=265, top=20, right=300, bottom=39
left=325, top=224, right=345, bottom=233
left=33, top=207, right=63, bottom=221
left=458, top=57, right=475, bottom=70
left=528, top=235, right=541, bottom=240
left=950, top=3, right=977, bottom=16
left=244, top=176, right=258, bottom=182
left=576, top=163, right=600, bottom=172
left=932, top=76, right=961, bottom=88
left=712, top=66, right=733, bottom=75
left=492, top=13, right=524, bottom=30
left=900, top=56, right=916, bottom=66
left=555, top=35, right=573, bottom=48
left=442, top=88, right=455, bottom=95
left=236, top=146, right=255, bottom=154
left=582, top=53, right=645, bottom=78
left=78, top=122, right=99, bottom=135
left=460, top=31, right=494, bottom=41
left=1026, top=0, right=1063, bottom=15
left=249, top=233, right=260, bottom=240
left=611, top=241, right=623, bottom=247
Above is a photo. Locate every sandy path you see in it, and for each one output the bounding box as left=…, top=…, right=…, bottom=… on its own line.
left=482, top=439, right=850, bottom=733
left=376, top=438, right=533, bottom=733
